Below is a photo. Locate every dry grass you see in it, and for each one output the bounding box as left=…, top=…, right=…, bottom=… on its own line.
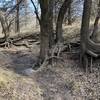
left=0, top=68, right=43, bottom=100
left=63, top=20, right=100, bottom=43
left=0, top=17, right=100, bottom=100
left=63, top=21, right=81, bottom=43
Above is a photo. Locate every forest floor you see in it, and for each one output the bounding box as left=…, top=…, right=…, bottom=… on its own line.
left=0, top=22, right=100, bottom=100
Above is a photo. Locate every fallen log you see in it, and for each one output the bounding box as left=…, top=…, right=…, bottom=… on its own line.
left=0, top=32, right=39, bottom=47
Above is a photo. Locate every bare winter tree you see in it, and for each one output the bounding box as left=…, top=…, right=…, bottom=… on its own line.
left=39, top=0, right=54, bottom=62
left=80, top=0, right=92, bottom=69
left=80, top=0, right=100, bottom=69
left=0, top=11, right=9, bottom=42
left=31, top=0, right=71, bottom=63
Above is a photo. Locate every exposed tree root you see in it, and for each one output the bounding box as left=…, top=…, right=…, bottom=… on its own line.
left=0, top=32, right=39, bottom=47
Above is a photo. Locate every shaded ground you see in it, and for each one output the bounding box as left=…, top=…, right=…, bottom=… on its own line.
left=0, top=43, right=100, bottom=100
left=0, top=45, right=73, bottom=100
left=0, top=21, right=100, bottom=100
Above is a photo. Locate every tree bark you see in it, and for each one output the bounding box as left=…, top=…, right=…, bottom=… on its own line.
left=81, top=0, right=100, bottom=56
left=56, top=0, right=71, bottom=43
left=91, top=0, right=100, bottom=41
left=68, top=0, right=72, bottom=25
left=15, top=0, right=20, bottom=33
left=80, top=0, right=92, bottom=47
left=39, top=0, right=54, bottom=62
left=80, top=0, right=92, bottom=68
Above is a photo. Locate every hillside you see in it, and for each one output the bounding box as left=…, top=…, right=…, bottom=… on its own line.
left=0, top=21, right=100, bottom=100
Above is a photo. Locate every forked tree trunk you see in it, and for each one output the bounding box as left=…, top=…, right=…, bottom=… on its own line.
left=39, top=0, right=71, bottom=62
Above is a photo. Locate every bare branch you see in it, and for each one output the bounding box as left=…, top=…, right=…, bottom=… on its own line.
left=30, top=0, right=41, bottom=25
left=6, top=0, right=23, bottom=17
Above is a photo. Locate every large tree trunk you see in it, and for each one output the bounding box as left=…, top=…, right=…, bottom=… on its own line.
left=56, top=0, right=71, bottom=43
left=80, top=0, right=92, bottom=68
left=39, top=0, right=54, bottom=62
left=81, top=0, right=100, bottom=57
left=80, top=0, right=92, bottom=51
left=80, top=0, right=100, bottom=69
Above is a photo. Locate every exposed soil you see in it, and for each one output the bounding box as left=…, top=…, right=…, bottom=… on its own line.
left=0, top=22, right=100, bottom=99
left=0, top=41, right=100, bottom=100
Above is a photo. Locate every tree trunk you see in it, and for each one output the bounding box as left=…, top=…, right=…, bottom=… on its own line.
left=91, top=0, right=100, bottom=41
left=68, top=0, right=72, bottom=25
left=39, top=0, right=54, bottom=62
left=56, top=0, right=71, bottom=43
left=80, top=0, right=92, bottom=46
left=15, top=0, right=20, bottom=33
left=0, top=11, right=9, bottom=42
left=81, top=0, right=100, bottom=57
left=80, top=0, right=92, bottom=68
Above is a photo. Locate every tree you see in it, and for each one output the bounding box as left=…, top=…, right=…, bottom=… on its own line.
left=38, top=0, right=72, bottom=63
left=80, top=0, right=92, bottom=69
left=39, top=0, right=54, bottom=62
left=56, top=0, right=71, bottom=43
left=91, top=0, right=100, bottom=41
left=68, top=0, right=72, bottom=25
left=0, top=0, right=20, bottom=43
left=0, top=11, right=9, bottom=42
left=80, top=0, right=100, bottom=70
left=15, top=0, right=20, bottom=33
left=31, top=0, right=71, bottom=63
